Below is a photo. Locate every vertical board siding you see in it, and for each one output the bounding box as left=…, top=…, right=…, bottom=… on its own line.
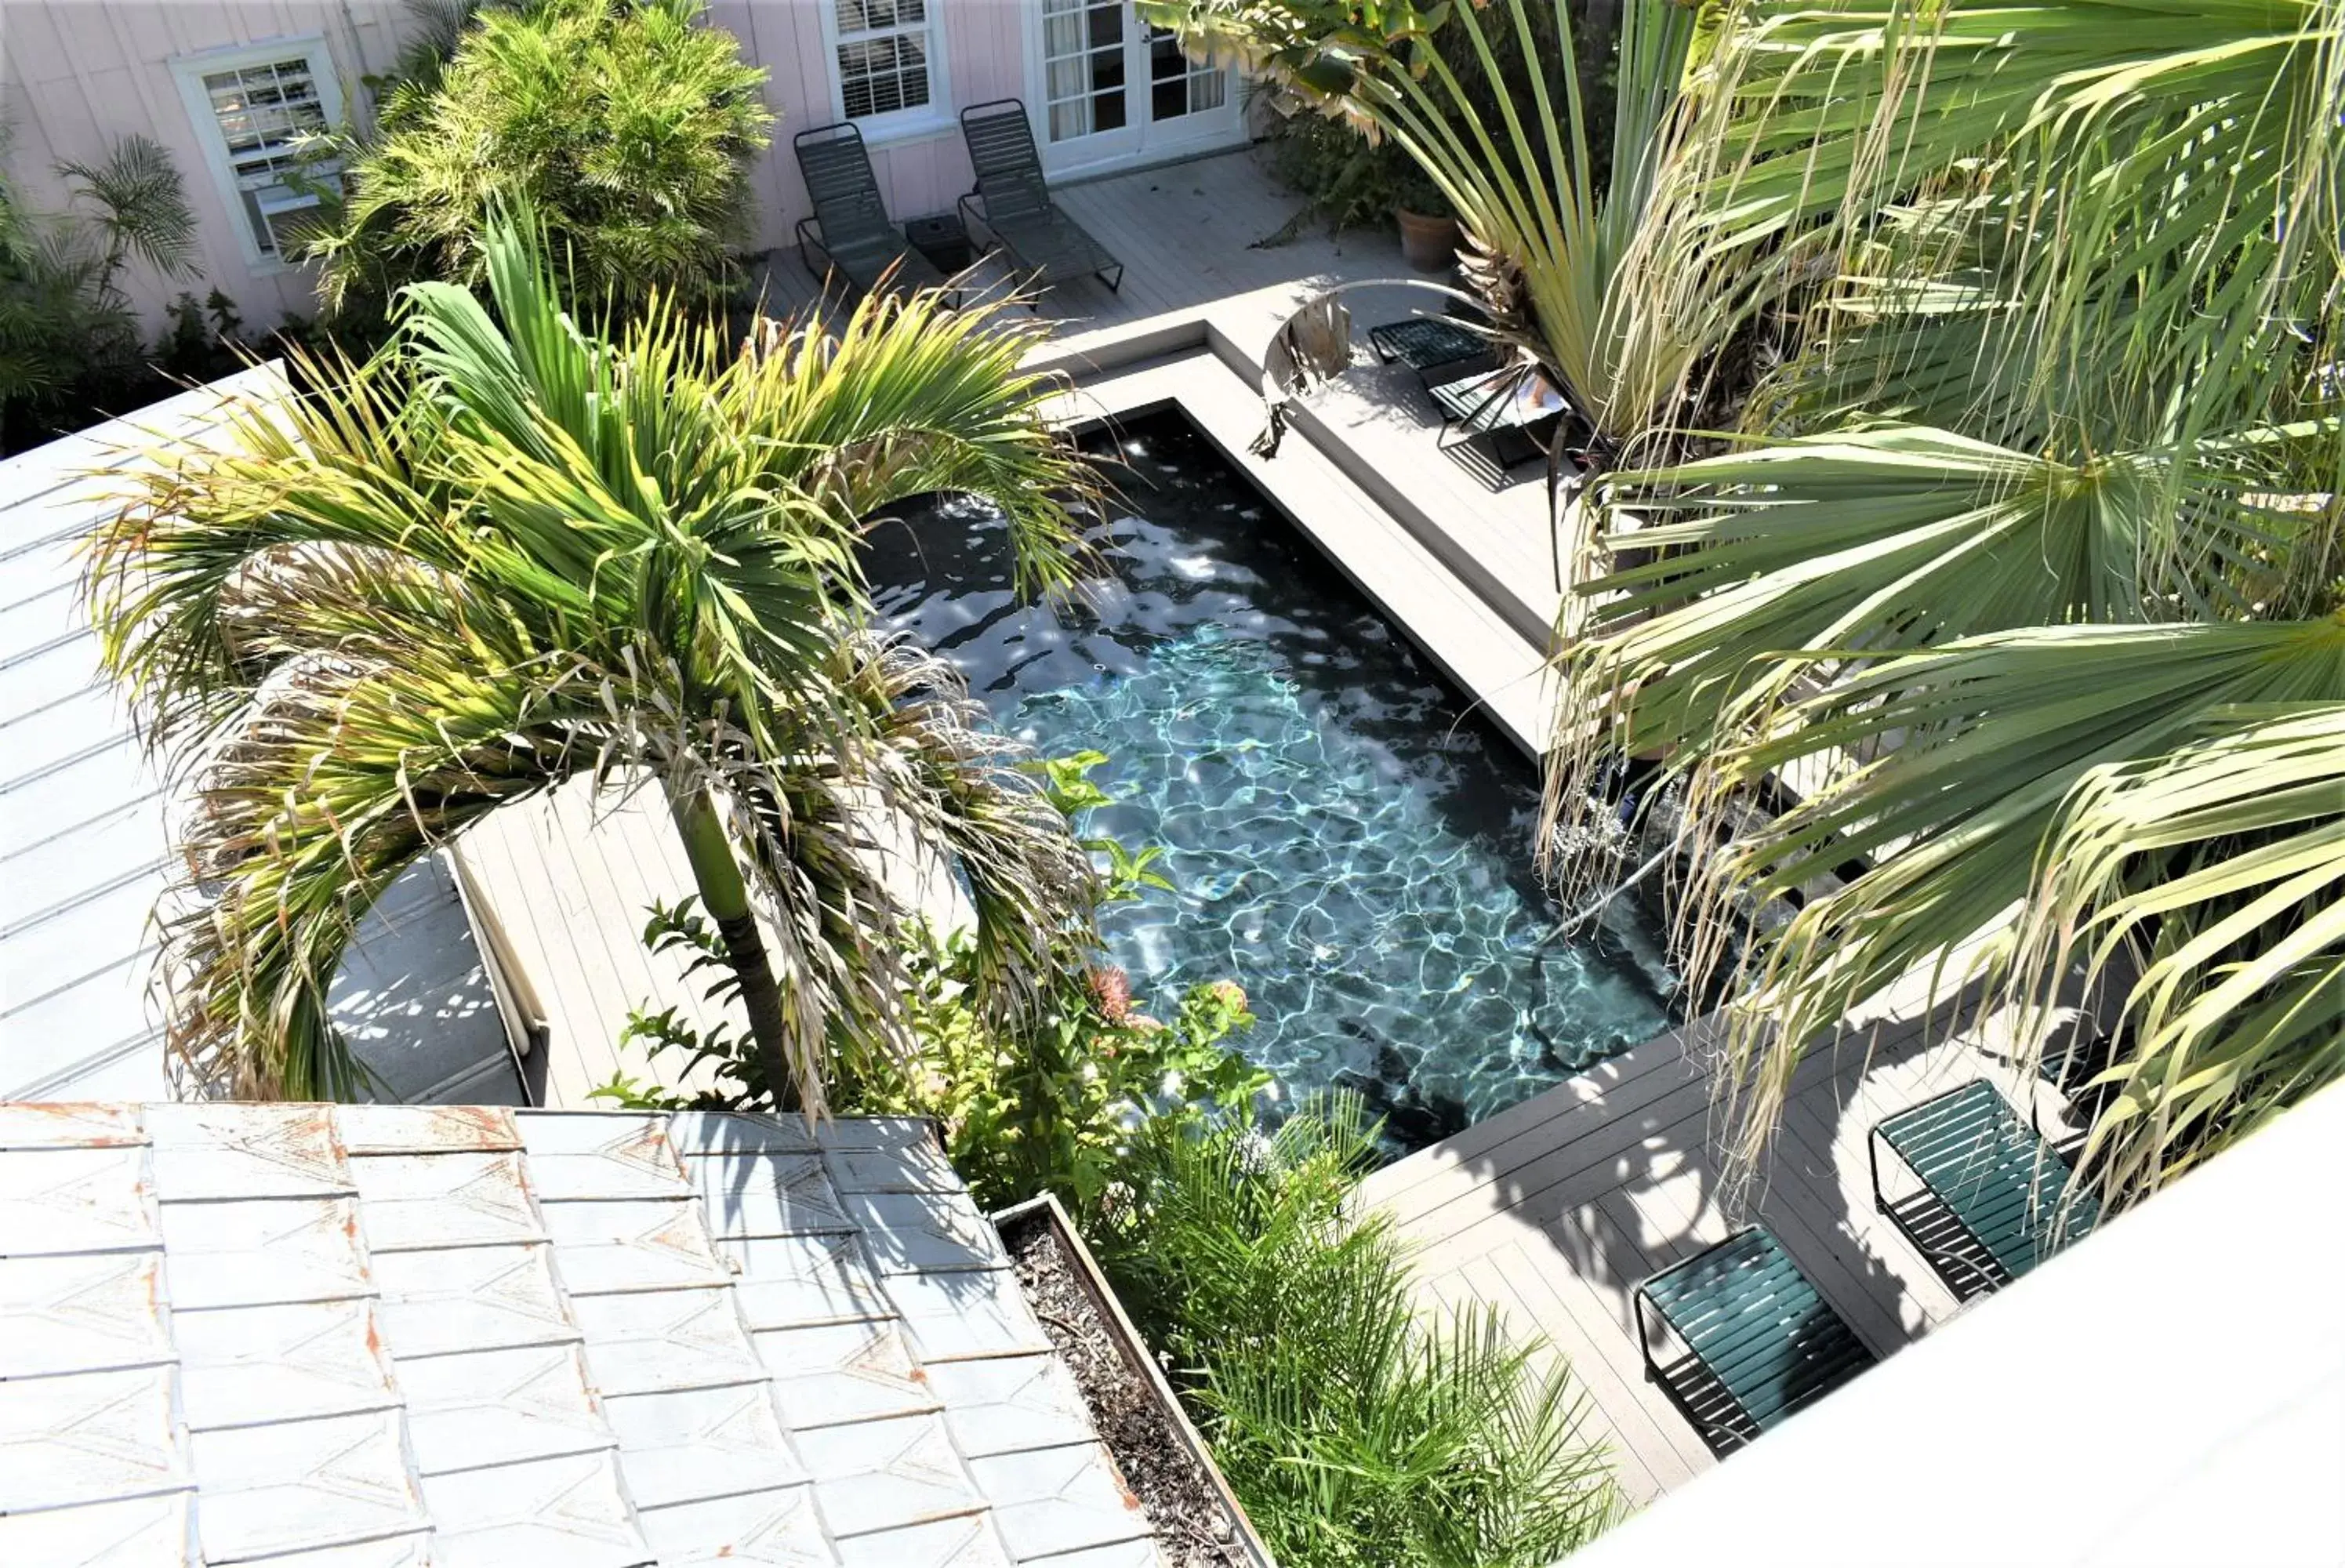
left=9, top=2, right=1239, bottom=321
left=2, top=1, right=412, bottom=330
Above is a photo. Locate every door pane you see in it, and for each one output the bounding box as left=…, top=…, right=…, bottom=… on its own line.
left=1042, top=0, right=1126, bottom=143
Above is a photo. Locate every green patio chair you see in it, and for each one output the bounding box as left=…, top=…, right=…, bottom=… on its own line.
left=1870, top=1078, right=2100, bottom=1301
left=957, top=100, right=1123, bottom=295
left=793, top=123, right=953, bottom=303
left=1632, top=1226, right=1876, bottom=1456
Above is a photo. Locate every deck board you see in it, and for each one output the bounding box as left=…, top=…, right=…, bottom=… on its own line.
left=1362, top=996, right=2016, bottom=1504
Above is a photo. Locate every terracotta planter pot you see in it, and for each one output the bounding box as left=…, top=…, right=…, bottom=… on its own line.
left=1396, top=208, right=1460, bottom=273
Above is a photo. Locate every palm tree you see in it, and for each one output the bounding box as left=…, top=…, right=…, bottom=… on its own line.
left=1143, top=0, right=1737, bottom=459
left=89, top=209, right=1104, bottom=1108
left=1544, top=0, right=2345, bottom=1206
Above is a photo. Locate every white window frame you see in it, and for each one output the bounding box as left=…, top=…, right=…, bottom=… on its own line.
left=818, top=0, right=953, bottom=146
left=169, top=35, right=347, bottom=274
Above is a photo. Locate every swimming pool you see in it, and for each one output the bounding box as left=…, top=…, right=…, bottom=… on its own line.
left=868, top=411, right=1675, bottom=1152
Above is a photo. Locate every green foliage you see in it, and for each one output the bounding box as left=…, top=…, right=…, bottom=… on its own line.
left=844, top=933, right=1263, bottom=1214
left=307, top=0, right=773, bottom=317
left=2, top=131, right=198, bottom=449
left=601, top=753, right=1270, bottom=1216
left=1097, top=1097, right=1621, bottom=1567
left=89, top=209, right=1098, bottom=1100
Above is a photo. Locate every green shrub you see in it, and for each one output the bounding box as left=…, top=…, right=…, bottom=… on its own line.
left=595, top=751, right=1269, bottom=1217
left=2, top=132, right=198, bottom=452
left=307, top=0, right=772, bottom=317
left=1098, top=1097, right=1621, bottom=1568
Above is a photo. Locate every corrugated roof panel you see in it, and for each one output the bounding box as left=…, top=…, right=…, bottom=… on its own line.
left=419, top=1449, right=650, bottom=1568
left=0, top=1363, right=188, bottom=1512
left=394, top=1342, right=615, bottom=1475
left=601, top=1382, right=806, bottom=1508
left=0, top=1491, right=194, bottom=1568
left=154, top=1196, right=372, bottom=1312
left=0, top=1250, right=172, bottom=1378
left=185, top=1408, right=426, bottom=1563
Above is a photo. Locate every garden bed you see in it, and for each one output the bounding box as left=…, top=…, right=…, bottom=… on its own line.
left=993, top=1194, right=1273, bottom=1568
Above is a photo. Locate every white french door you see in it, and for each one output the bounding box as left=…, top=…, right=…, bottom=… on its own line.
left=1032, top=1, right=1240, bottom=178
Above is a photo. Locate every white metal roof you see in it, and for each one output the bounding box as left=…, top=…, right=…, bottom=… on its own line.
left=0, top=1102, right=1157, bottom=1566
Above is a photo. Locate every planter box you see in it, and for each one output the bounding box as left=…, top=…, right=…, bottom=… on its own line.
left=992, top=1192, right=1277, bottom=1568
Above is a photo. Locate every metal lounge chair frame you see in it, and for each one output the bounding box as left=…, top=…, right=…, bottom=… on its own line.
left=1869, top=1078, right=2100, bottom=1302
left=1632, top=1225, right=1876, bottom=1456
left=956, top=100, right=1123, bottom=295
left=793, top=122, right=954, bottom=303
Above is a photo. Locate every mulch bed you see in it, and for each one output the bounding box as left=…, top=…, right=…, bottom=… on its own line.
left=1000, top=1209, right=1253, bottom=1568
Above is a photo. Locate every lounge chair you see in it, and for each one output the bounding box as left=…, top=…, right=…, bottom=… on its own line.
left=793, top=123, right=953, bottom=303
left=1632, top=1225, right=1875, bottom=1456
left=1367, top=315, right=1493, bottom=376
left=1870, top=1079, right=2100, bottom=1302
left=957, top=100, right=1123, bottom=294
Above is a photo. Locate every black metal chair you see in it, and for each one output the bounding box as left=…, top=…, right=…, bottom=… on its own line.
left=1633, top=1226, right=1876, bottom=1457
left=793, top=123, right=953, bottom=303
left=957, top=100, right=1123, bottom=296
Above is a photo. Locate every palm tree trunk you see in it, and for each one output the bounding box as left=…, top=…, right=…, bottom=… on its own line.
left=670, top=786, right=800, bottom=1111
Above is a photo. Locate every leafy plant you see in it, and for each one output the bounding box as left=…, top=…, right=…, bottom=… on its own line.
left=599, top=753, right=1271, bottom=1216
left=88, top=205, right=1100, bottom=1104
left=1098, top=1095, right=1621, bottom=1567
left=1537, top=1, right=2345, bottom=1207
left=304, top=0, right=774, bottom=318
left=2, top=129, right=199, bottom=448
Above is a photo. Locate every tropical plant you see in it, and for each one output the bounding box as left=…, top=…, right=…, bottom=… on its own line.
left=2, top=129, right=198, bottom=447
left=1144, top=0, right=1726, bottom=456
left=1097, top=1095, right=1621, bottom=1568
left=87, top=207, right=1104, bottom=1106
left=1540, top=0, right=2345, bottom=1207
left=596, top=752, right=1270, bottom=1214
left=304, top=0, right=772, bottom=317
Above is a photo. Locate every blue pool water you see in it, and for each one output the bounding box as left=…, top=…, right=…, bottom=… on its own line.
left=868, top=413, right=1675, bottom=1152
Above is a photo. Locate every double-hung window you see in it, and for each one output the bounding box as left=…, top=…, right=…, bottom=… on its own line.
left=170, top=38, right=344, bottom=269
left=829, top=0, right=945, bottom=133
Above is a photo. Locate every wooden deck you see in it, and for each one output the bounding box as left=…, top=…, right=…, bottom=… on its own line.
left=1352, top=979, right=2054, bottom=1504
left=752, top=142, right=1407, bottom=358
